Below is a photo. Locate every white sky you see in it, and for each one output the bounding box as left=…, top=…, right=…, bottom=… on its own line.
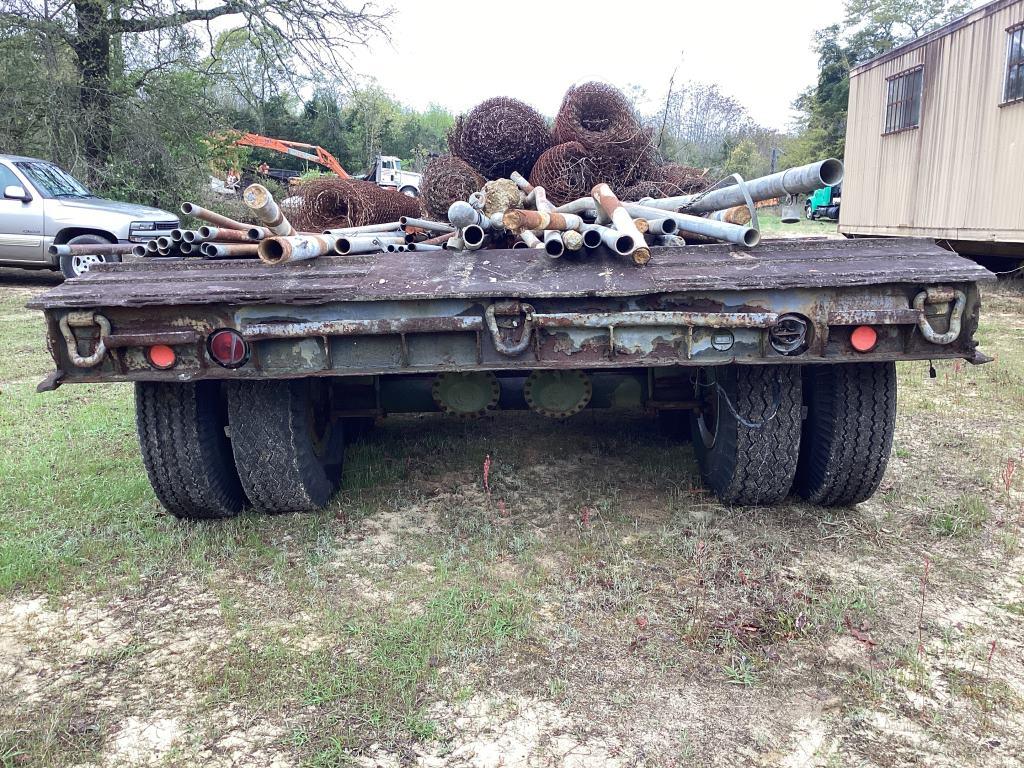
left=345, top=0, right=848, bottom=131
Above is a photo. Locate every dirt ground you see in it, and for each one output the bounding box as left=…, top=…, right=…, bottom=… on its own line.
left=1, top=270, right=1022, bottom=767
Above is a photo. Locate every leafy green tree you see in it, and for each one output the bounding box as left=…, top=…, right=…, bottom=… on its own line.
left=791, top=0, right=969, bottom=162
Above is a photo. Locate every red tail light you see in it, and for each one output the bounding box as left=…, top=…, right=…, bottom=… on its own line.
left=147, top=344, right=177, bottom=370
left=850, top=325, right=878, bottom=352
left=208, top=329, right=249, bottom=368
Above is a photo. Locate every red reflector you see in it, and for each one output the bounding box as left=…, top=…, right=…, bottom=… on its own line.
left=850, top=325, right=878, bottom=352
left=208, top=329, right=248, bottom=368
left=147, top=344, right=176, bottom=369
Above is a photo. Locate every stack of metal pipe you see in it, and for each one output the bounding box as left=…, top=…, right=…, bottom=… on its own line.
left=131, top=159, right=843, bottom=268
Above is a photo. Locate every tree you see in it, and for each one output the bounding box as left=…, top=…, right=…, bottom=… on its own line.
left=791, top=0, right=969, bottom=162
left=724, top=139, right=761, bottom=179
left=0, top=0, right=389, bottom=184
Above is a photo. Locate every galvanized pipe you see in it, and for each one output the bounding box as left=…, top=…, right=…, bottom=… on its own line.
left=324, top=223, right=404, bottom=236
left=371, top=236, right=407, bottom=248
left=180, top=202, right=250, bottom=232
left=407, top=243, right=443, bottom=251
left=258, top=234, right=336, bottom=265
left=335, top=237, right=388, bottom=256
left=202, top=242, right=260, bottom=259
left=48, top=242, right=137, bottom=257
left=639, top=159, right=844, bottom=214
left=592, top=184, right=650, bottom=265
left=624, top=203, right=760, bottom=248
left=399, top=217, right=456, bottom=234
left=132, top=244, right=148, bottom=257
left=510, top=171, right=534, bottom=194
left=544, top=230, right=565, bottom=258
left=179, top=242, right=195, bottom=255
left=145, top=240, right=160, bottom=254
left=646, top=218, right=678, bottom=235
left=448, top=201, right=492, bottom=230
left=246, top=226, right=272, bottom=241
left=519, top=230, right=543, bottom=249
left=445, top=236, right=465, bottom=251
left=243, top=183, right=296, bottom=236
left=156, top=236, right=173, bottom=250
left=462, top=224, right=488, bottom=250
left=170, top=229, right=185, bottom=242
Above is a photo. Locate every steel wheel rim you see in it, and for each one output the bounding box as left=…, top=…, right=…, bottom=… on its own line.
left=71, top=253, right=104, bottom=276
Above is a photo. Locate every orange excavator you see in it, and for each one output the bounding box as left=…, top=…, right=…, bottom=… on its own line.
left=223, top=132, right=423, bottom=196
left=232, top=132, right=350, bottom=179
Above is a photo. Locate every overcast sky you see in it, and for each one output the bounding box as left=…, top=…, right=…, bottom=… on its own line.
left=345, top=0, right=848, bottom=131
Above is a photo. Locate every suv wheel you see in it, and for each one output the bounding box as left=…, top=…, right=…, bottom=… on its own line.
left=59, top=233, right=119, bottom=279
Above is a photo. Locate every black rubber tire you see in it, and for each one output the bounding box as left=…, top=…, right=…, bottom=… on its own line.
left=794, top=362, right=897, bottom=507
left=58, top=234, right=120, bottom=279
left=689, top=365, right=802, bottom=506
left=226, top=379, right=345, bottom=513
left=135, top=381, right=247, bottom=519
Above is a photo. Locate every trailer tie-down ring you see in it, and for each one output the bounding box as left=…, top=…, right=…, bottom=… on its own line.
left=58, top=312, right=111, bottom=368
left=485, top=303, right=535, bottom=356
left=913, top=288, right=966, bottom=345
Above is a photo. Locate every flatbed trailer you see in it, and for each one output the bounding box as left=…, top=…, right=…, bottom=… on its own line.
left=29, top=237, right=994, bottom=517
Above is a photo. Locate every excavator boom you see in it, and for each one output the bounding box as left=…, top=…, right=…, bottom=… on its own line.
left=234, top=132, right=350, bottom=179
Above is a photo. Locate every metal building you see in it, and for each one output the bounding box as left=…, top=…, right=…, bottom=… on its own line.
left=839, top=0, right=1024, bottom=259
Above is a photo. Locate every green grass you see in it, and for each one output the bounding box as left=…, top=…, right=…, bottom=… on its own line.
left=2, top=279, right=1023, bottom=766
left=756, top=211, right=839, bottom=238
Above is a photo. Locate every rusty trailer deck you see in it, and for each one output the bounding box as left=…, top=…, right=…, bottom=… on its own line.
left=31, top=237, right=992, bottom=309
left=29, top=237, right=995, bottom=387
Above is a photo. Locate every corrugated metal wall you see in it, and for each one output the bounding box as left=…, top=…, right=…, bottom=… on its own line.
left=839, top=0, right=1024, bottom=241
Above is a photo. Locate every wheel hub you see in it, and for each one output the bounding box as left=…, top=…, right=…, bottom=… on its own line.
left=523, top=370, right=592, bottom=419
left=71, top=253, right=105, bottom=275
left=432, top=372, right=500, bottom=417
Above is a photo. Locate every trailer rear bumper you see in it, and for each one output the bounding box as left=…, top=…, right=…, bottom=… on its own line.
left=38, top=281, right=986, bottom=389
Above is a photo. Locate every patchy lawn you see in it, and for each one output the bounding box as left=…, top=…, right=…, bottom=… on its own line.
left=1, top=272, right=1022, bottom=767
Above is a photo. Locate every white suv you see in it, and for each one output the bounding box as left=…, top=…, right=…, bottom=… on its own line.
left=0, top=154, right=179, bottom=278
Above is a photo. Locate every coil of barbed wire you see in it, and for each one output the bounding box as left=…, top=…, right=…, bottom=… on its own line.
left=421, top=155, right=486, bottom=220
left=448, top=97, right=552, bottom=179
left=290, top=179, right=421, bottom=231
left=529, top=142, right=596, bottom=206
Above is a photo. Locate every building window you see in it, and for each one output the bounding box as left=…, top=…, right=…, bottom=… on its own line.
left=884, top=67, right=923, bottom=133
left=1005, top=25, right=1024, bottom=104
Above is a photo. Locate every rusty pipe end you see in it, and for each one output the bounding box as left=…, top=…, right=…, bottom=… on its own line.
left=258, top=238, right=290, bottom=265
left=243, top=184, right=271, bottom=210
left=632, top=246, right=652, bottom=266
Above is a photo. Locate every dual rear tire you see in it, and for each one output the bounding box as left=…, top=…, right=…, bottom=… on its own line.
left=688, top=362, right=897, bottom=507
left=136, top=378, right=346, bottom=519
left=136, top=362, right=897, bottom=519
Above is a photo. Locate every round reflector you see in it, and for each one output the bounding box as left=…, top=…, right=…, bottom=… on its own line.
left=850, top=325, right=878, bottom=352
left=147, top=344, right=177, bottom=370
left=208, top=329, right=249, bottom=368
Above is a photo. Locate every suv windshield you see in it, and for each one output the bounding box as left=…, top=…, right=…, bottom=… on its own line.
left=15, top=161, right=92, bottom=199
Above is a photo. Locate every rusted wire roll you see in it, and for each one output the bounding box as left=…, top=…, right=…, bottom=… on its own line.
left=421, top=155, right=486, bottom=220
left=554, top=82, right=658, bottom=190
left=289, top=179, right=421, bottom=232
left=528, top=142, right=596, bottom=207
left=448, top=97, right=552, bottom=179
left=554, top=82, right=646, bottom=149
